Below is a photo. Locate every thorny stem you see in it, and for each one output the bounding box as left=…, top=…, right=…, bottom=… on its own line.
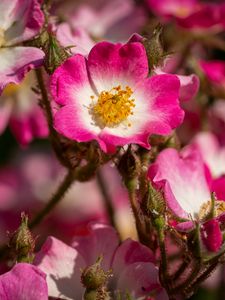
left=96, top=170, right=117, bottom=229
left=29, top=170, right=75, bottom=228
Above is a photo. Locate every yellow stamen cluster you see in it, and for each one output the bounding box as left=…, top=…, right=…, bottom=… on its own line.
left=199, top=200, right=225, bottom=220
left=90, top=85, right=135, bottom=128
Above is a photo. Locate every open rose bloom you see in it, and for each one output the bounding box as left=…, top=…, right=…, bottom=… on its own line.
left=51, top=40, right=184, bottom=153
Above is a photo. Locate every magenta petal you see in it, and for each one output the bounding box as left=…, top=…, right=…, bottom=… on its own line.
left=136, top=74, right=184, bottom=134
left=212, top=177, right=225, bottom=201
left=199, top=60, right=225, bottom=85
left=0, top=263, right=48, bottom=300
left=202, top=219, right=222, bottom=252
left=0, top=47, right=44, bottom=94
left=88, top=41, right=149, bottom=89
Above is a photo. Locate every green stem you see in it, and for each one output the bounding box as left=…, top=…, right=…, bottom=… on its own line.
left=96, top=170, right=116, bottom=229
left=29, top=170, right=75, bottom=228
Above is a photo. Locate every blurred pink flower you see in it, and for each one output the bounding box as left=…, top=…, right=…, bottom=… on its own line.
left=35, top=223, right=168, bottom=299
left=51, top=40, right=184, bottom=153
left=54, top=0, right=147, bottom=42
left=147, top=0, right=225, bottom=31
left=0, top=0, right=44, bottom=93
left=0, top=70, right=48, bottom=145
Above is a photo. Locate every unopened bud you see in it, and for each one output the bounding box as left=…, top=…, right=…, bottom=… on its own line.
left=143, top=24, right=165, bottom=70
left=9, top=213, right=35, bottom=263
left=81, top=256, right=109, bottom=290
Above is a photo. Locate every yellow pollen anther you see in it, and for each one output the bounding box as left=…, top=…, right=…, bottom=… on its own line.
left=199, top=200, right=225, bottom=220
left=2, top=83, right=20, bottom=97
left=90, top=85, right=135, bottom=127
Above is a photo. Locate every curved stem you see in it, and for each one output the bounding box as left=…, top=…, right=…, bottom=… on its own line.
left=96, top=170, right=116, bottom=229
left=29, top=170, right=75, bottom=228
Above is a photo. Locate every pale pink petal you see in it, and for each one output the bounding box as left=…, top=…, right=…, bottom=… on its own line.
left=112, top=239, right=155, bottom=277
left=0, top=263, right=48, bottom=300
left=0, top=47, right=44, bottom=94
left=35, top=236, right=86, bottom=300
left=72, top=223, right=119, bottom=271
left=116, top=262, right=166, bottom=299
left=148, top=148, right=211, bottom=219
left=191, top=132, right=225, bottom=178
left=1, top=0, right=44, bottom=45
left=56, top=23, right=95, bottom=56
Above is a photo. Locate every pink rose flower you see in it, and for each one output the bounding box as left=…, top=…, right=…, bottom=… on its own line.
left=148, top=147, right=225, bottom=252
left=35, top=223, right=168, bottom=299
left=51, top=40, right=184, bottom=153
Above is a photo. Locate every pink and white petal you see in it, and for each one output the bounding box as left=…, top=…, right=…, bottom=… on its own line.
left=54, top=104, right=101, bottom=144
left=0, top=99, right=13, bottom=134
left=0, top=47, right=44, bottom=94
left=201, top=219, right=223, bottom=252
left=50, top=54, right=94, bottom=106
left=4, top=0, right=44, bottom=45
left=35, top=236, right=86, bottom=300
left=148, top=148, right=211, bottom=219
left=72, top=223, right=119, bottom=271
left=0, top=263, right=48, bottom=300
left=112, top=239, right=155, bottom=278
left=116, top=262, right=165, bottom=298
left=177, top=74, right=199, bottom=101
left=56, top=23, right=95, bottom=56
left=134, top=74, right=184, bottom=133
left=88, top=41, right=149, bottom=92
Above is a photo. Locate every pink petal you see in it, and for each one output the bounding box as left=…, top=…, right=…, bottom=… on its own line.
left=112, top=239, right=155, bottom=277
left=201, top=219, right=223, bottom=252
left=88, top=41, right=149, bottom=90
left=199, top=60, right=225, bottom=85
left=0, top=263, right=48, bottom=300
left=148, top=148, right=211, bottom=219
left=72, top=223, right=119, bottom=271
left=35, top=236, right=86, bottom=299
left=0, top=47, right=44, bottom=94
left=177, top=74, right=199, bottom=102
left=116, top=262, right=166, bottom=298
left=212, top=177, right=225, bottom=201
left=56, top=23, right=95, bottom=56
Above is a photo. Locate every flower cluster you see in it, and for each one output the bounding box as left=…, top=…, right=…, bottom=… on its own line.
left=0, top=0, right=225, bottom=299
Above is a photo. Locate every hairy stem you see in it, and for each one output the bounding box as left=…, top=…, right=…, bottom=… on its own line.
left=96, top=170, right=116, bottom=229
left=29, top=170, right=75, bottom=228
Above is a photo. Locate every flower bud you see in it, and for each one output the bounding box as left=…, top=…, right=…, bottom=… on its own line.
left=9, top=213, right=35, bottom=263
left=81, top=257, right=109, bottom=290
left=118, top=147, right=141, bottom=181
